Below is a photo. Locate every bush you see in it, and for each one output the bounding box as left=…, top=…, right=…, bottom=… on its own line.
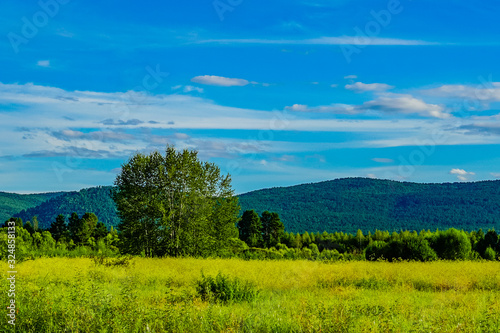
left=484, top=246, right=497, bottom=261
left=195, top=272, right=258, bottom=303
left=432, top=229, right=471, bottom=260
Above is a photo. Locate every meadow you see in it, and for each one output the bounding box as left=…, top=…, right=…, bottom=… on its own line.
left=2, top=257, right=500, bottom=332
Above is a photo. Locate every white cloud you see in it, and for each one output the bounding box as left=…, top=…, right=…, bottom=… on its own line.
left=491, top=172, right=500, bottom=178
left=362, top=93, right=449, bottom=119
left=172, top=132, right=190, bottom=140
left=183, top=85, right=204, bottom=93
left=344, top=75, right=357, bottom=79
left=366, top=173, right=377, bottom=179
left=345, top=82, right=394, bottom=93
left=372, top=158, right=394, bottom=163
left=422, top=82, right=500, bottom=103
left=199, top=37, right=438, bottom=46
left=449, top=168, right=475, bottom=181
left=191, top=75, right=249, bottom=87
left=330, top=84, right=338, bottom=88
left=37, top=60, right=50, bottom=67
left=285, top=103, right=359, bottom=114
left=285, top=93, right=449, bottom=118
left=274, top=154, right=296, bottom=162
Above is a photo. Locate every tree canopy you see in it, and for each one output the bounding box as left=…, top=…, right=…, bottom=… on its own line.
left=113, top=146, right=240, bottom=257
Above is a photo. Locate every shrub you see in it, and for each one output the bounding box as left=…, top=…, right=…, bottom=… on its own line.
left=195, top=272, right=258, bottom=303
left=484, top=246, right=496, bottom=261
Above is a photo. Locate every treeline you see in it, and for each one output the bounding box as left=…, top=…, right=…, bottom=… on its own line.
left=1, top=211, right=499, bottom=262
left=0, top=214, right=119, bottom=260
left=231, top=210, right=500, bottom=261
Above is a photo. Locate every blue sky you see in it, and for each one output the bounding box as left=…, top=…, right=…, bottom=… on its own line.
left=1, top=0, right=500, bottom=194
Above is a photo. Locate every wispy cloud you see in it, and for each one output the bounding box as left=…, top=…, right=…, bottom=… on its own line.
left=362, top=93, right=449, bottom=119
left=37, top=60, right=50, bottom=67
left=172, top=85, right=204, bottom=93
left=372, top=158, right=394, bottom=163
left=285, top=103, right=359, bottom=114
left=422, top=82, right=500, bottom=103
left=449, top=168, right=475, bottom=181
left=191, top=75, right=250, bottom=87
left=286, top=93, right=449, bottom=119
left=199, top=36, right=439, bottom=46
left=458, top=123, right=500, bottom=136
left=345, top=82, right=394, bottom=93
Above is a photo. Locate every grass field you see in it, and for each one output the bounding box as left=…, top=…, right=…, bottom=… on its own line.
left=2, top=257, right=500, bottom=332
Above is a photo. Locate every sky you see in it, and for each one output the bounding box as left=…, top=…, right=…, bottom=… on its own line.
left=1, top=0, right=500, bottom=194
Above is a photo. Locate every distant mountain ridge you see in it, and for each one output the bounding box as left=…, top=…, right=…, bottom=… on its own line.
left=3, top=178, right=500, bottom=233
left=13, top=186, right=119, bottom=230
left=237, top=178, right=500, bottom=233
left=0, top=191, right=66, bottom=224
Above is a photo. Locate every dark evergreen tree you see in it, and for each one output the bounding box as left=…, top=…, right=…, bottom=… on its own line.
left=49, top=214, right=69, bottom=242
left=238, top=210, right=262, bottom=247
left=261, top=211, right=285, bottom=247
left=24, top=221, right=35, bottom=234
left=94, top=222, right=108, bottom=241
left=68, top=212, right=81, bottom=243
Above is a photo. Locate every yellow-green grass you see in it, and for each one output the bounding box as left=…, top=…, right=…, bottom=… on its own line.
left=2, top=258, right=500, bottom=332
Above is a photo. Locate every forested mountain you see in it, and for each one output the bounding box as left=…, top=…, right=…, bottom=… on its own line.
left=0, top=191, right=65, bottom=223
left=3, top=178, right=500, bottom=233
left=14, top=186, right=119, bottom=230
left=238, top=178, right=500, bottom=233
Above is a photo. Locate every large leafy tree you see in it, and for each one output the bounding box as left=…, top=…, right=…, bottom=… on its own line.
left=113, top=146, right=240, bottom=257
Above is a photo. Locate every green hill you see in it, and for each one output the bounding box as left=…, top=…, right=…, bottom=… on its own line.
left=238, top=178, right=500, bottom=233
left=0, top=191, right=65, bottom=223
left=14, top=186, right=119, bottom=230
left=3, top=178, right=500, bottom=233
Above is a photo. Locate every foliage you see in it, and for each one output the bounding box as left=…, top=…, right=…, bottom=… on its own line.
left=113, top=146, right=240, bottom=257
left=237, top=210, right=262, bottom=247
left=196, top=272, right=258, bottom=303
left=432, top=228, right=472, bottom=260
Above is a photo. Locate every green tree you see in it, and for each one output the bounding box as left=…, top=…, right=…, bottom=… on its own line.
left=94, top=222, right=108, bottom=241
left=237, top=210, right=262, bottom=247
left=32, top=216, right=39, bottom=232
left=484, top=246, right=496, bottom=260
left=302, top=231, right=312, bottom=247
left=49, top=214, right=68, bottom=242
left=113, top=146, right=239, bottom=257
left=68, top=212, right=81, bottom=243
left=24, top=221, right=35, bottom=234
left=432, top=228, right=471, bottom=260
left=78, top=213, right=98, bottom=246
left=261, top=211, right=285, bottom=247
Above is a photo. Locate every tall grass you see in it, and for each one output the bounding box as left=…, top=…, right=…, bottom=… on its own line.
left=1, top=258, right=500, bottom=332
